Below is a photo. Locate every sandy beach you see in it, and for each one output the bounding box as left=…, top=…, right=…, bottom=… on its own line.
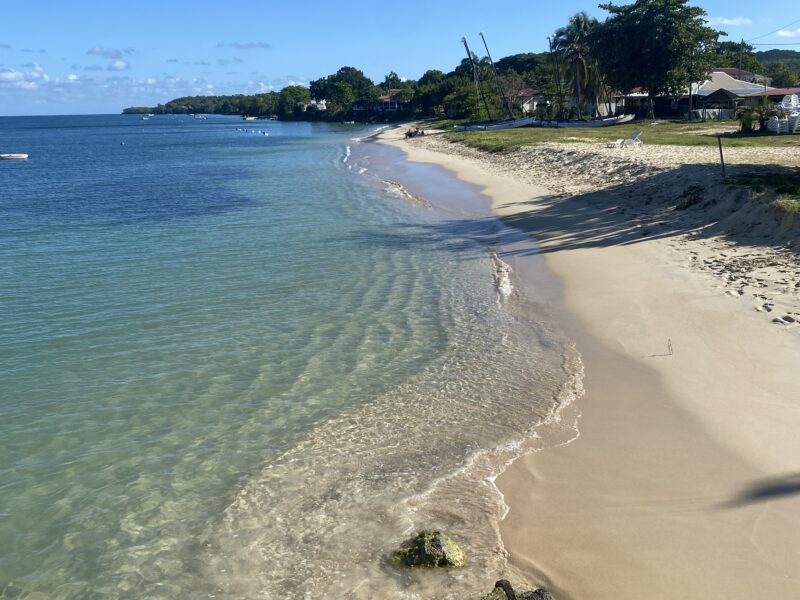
left=377, top=126, right=800, bottom=599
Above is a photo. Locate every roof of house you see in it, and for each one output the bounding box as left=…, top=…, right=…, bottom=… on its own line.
left=713, top=67, right=758, bottom=81
left=700, top=88, right=740, bottom=103
left=619, top=71, right=771, bottom=98
left=695, top=87, right=767, bottom=97
left=699, top=71, right=766, bottom=93
left=512, top=87, right=542, bottom=98
left=745, top=86, right=800, bottom=97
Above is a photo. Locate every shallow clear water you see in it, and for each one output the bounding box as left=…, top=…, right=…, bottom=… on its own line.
left=0, top=116, right=578, bottom=599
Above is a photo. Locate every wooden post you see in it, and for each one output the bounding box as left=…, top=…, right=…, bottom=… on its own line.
left=717, top=134, right=727, bottom=179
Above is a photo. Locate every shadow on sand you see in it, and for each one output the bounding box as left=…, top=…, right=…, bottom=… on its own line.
left=358, top=162, right=799, bottom=258
left=722, top=472, right=800, bottom=508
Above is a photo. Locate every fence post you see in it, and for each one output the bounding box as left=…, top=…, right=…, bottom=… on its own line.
left=716, top=134, right=727, bottom=179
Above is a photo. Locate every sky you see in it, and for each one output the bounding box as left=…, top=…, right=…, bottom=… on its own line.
left=1, top=0, right=799, bottom=115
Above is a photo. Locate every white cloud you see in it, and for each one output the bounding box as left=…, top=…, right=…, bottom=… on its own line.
left=88, top=47, right=123, bottom=59
left=66, top=74, right=78, bottom=81
left=216, top=42, right=271, bottom=50
left=0, top=62, right=48, bottom=90
left=778, top=28, right=800, bottom=37
left=108, top=60, right=130, bottom=71
left=0, top=70, right=24, bottom=82
left=708, top=16, right=752, bottom=26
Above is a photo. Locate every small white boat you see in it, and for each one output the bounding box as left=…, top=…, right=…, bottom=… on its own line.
left=0, top=153, right=28, bottom=159
left=454, top=116, right=538, bottom=131
left=539, top=114, right=635, bottom=128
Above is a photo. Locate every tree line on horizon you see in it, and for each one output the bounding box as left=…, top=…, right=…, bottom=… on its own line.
left=123, top=0, right=800, bottom=121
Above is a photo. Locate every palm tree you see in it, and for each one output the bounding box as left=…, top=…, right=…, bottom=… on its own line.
left=553, top=12, right=602, bottom=119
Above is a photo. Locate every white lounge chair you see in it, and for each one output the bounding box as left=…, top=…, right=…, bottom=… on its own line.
left=607, top=130, right=643, bottom=148
left=789, top=112, right=800, bottom=133
left=767, top=115, right=780, bottom=133
left=780, top=94, right=799, bottom=112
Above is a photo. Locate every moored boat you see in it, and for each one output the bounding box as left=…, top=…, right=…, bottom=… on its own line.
left=539, top=114, right=635, bottom=128
left=0, top=153, right=28, bottom=159
left=454, top=116, right=538, bottom=131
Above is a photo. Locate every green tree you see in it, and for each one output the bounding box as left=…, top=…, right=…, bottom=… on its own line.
left=764, top=62, right=798, bottom=88
left=496, top=53, right=546, bottom=75
left=553, top=12, right=601, bottom=119
left=418, top=69, right=445, bottom=86
left=277, top=85, right=311, bottom=118
left=393, top=88, right=414, bottom=105
left=443, top=81, right=486, bottom=120
left=325, top=81, right=356, bottom=115
left=590, top=0, right=721, bottom=118
left=331, top=66, right=375, bottom=101
left=382, top=71, right=402, bottom=90
left=711, top=41, right=762, bottom=73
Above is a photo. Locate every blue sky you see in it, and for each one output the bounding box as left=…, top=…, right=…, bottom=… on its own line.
left=1, top=0, right=798, bottom=115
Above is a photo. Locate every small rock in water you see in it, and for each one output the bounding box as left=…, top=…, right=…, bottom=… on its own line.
left=480, top=580, right=554, bottom=600
left=393, top=530, right=465, bottom=568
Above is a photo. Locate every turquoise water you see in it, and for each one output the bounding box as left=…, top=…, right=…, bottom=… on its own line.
left=0, top=116, right=578, bottom=599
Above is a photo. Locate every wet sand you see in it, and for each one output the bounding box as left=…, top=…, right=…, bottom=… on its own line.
left=377, top=125, right=800, bottom=599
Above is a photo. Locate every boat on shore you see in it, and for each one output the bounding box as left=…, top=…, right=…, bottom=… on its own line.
left=454, top=116, right=538, bottom=131
left=0, top=153, right=28, bottom=159
left=455, top=114, right=634, bottom=132
left=538, top=113, right=635, bottom=128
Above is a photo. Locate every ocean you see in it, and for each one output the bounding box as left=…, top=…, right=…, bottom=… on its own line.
left=0, top=115, right=580, bottom=599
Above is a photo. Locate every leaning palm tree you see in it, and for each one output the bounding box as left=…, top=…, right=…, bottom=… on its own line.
left=553, top=12, right=601, bottom=119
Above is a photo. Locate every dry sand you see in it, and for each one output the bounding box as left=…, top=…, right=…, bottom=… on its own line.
left=376, top=126, right=800, bottom=599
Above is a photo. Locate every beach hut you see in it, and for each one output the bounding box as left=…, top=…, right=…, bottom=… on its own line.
left=697, top=88, right=740, bottom=120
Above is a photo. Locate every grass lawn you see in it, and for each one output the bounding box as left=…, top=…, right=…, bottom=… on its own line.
left=433, top=119, right=800, bottom=152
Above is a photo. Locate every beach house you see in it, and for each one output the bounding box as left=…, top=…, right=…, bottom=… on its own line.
left=616, top=69, right=772, bottom=119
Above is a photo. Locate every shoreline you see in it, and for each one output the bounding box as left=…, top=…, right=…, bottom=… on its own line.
left=375, top=125, right=800, bottom=598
